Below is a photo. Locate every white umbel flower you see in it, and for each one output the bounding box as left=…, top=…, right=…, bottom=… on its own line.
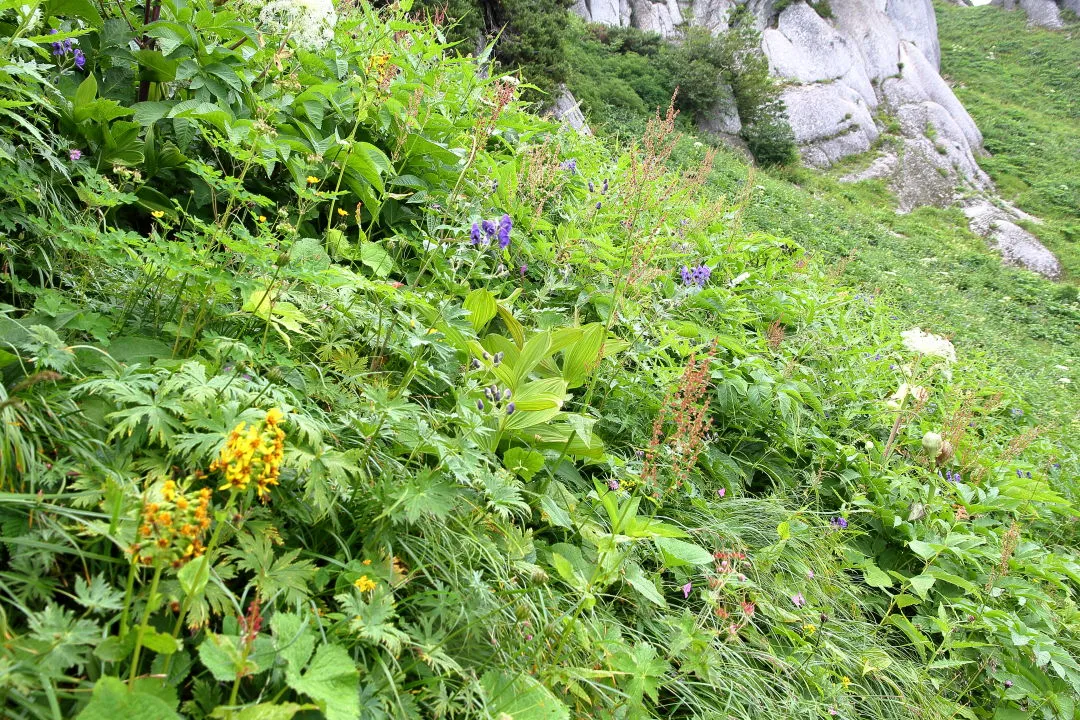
left=901, top=328, right=956, bottom=363
left=258, top=0, right=337, bottom=49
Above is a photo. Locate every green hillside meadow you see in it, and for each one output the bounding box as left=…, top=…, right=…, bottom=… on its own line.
left=0, top=1, right=1077, bottom=720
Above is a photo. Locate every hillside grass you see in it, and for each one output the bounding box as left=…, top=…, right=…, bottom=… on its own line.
left=936, top=1, right=1080, bottom=278
left=0, top=2, right=1078, bottom=720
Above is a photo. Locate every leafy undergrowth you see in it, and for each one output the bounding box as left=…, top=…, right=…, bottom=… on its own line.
left=0, top=3, right=1079, bottom=720
left=937, top=1, right=1080, bottom=278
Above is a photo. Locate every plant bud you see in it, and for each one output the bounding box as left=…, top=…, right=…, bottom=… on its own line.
left=921, top=431, right=943, bottom=456
left=936, top=439, right=955, bottom=465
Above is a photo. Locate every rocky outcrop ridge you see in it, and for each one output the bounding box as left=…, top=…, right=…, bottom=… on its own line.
left=562, top=0, right=1062, bottom=278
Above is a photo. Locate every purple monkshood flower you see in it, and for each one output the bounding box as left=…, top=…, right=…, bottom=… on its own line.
left=831, top=516, right=848, bottom=529
left=69, top=149, right=82, bottom=161
left=681, top=264, right=711, bottom=288
left=497, top=213, right=512, bottom=249
left=1016, top=469, right=1022, bottom=478
left=602, top=179, right=609, bottom=194
left=481, top=219, right=496, bottom=242
left=682, top=581, right=692, bottom=599
left=560, top=159, right=577, bottom=173
left=588, top=181, right=595, bottom=193
left=595, top=201, right=602, bottom=210
left=470, top=222, right=483, bottom=246
left=791, top=592, right=806, bottom=608
left=519, top=264, right=527, bottom=277
left=73, top=48, right=85, bottom=69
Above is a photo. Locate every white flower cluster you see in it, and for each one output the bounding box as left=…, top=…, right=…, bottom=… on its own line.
left=258, top=0, right=337, bottom=50
left=901, top=328, right=956, bottom=363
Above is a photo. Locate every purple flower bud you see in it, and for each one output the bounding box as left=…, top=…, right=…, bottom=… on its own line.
left=1025, top=471, right=1031, bottom=479
left=503, top=388, right=512, bottom=400
left=477, top=399, right=485, bottom=411
left=519, top=264, right=527, bottom=277
left=505, top=402, right=515, bottom=415
left=1004, top=680, right=1013, bottom=688
left=595, top=202, right=602, bottom=210
left=602, top=179, right=608, bottom=194
left=1016, top=469, right=1022, bottom=478
left=588, top=181, right=595, bottom=193
left=497, top=213, right=512, bottom=249
left=682, top=581, right=692, bottom=598
left=73, top=48, right=85, bottom=69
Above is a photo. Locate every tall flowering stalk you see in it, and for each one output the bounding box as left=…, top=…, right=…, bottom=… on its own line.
left=641, top=343, right=717, bottom=496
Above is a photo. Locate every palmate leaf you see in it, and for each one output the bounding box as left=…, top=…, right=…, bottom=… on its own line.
left=338, top=590, right=410, bottom=655
left=106, top=395, right=184, bottom=446
left=382, top=468, right=457, bottom=525
left=273, top=612, right=360, bottom=720
left=73, top=574, right=125, bottom=614
left=224, top=531, right=315, bottom=605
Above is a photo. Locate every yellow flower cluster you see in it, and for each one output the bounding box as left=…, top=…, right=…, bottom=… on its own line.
left=354, top=575, right=377, bottom=592
left=210, top=408, right=286, bottom=501
left=131, top=481, right=212, bottom=567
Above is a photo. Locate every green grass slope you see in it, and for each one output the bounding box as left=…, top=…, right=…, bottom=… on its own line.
left=0, top=3, right=1078, bottom=720
left=937, top=2, right=1080, bottom=277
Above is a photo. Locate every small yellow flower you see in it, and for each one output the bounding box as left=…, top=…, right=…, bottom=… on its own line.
left=151, top=210, right=165, bottom=219
left=306, top=175, right=320, bottom=184
left=336, top=208, right=348, bottom=217
left=362, top=559, right=372, bottom=566
left=802, top=622, right=816, bottom=635
left=354, top=575, right=377, bottom=592
left=841, top=676, right=851, bottom=688
left=258, top=215, right=267, bottom=223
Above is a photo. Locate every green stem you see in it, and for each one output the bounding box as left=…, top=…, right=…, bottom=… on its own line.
left=128, top=563, right=164, bottom=686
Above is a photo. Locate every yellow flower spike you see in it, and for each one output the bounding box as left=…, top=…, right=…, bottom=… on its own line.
left=151, top=210, right=165, bottom=219
left=841, top=676, right=851, bottom=688
left=265, top=408, right=284, bottom=426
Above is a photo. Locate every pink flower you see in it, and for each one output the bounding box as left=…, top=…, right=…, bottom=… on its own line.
left=717, top=487, right=726, bottom=498
left=807, top=570, right=815, bottom=579
left=682, top=582, right=692, bottom=599
left=828, top=709, right=838, bottom=716
left=791, top=592, right=806, bottom=608
left=69, top=149, right=82, bottom=161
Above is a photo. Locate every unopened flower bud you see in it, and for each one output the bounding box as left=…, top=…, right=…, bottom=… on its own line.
left=922, top=431, right=943, bottom=456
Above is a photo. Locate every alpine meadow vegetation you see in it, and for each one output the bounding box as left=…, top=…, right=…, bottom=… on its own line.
left=0, top=2, right=1078, bottom=720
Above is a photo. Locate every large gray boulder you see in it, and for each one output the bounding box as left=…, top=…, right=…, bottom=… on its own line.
left=782, top=83, right=878, bottom=167
left=964, top=200, right=1063, bottom=278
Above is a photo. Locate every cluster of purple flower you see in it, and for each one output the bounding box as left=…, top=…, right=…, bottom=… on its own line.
left=1015, top=469, right=1032, bottom=479
left=49, top=30, right=85, bottom=69
left=560, top=159, right=577, bottom=174
left=680, top=264, right=712, bottom=287
left=477, top=383, right=514, bottom=415
left=944, top=470, right=962, bottom=483
left=470, top=214, right=512, bottom=249
left=831, top=516, right=848, bottom=529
